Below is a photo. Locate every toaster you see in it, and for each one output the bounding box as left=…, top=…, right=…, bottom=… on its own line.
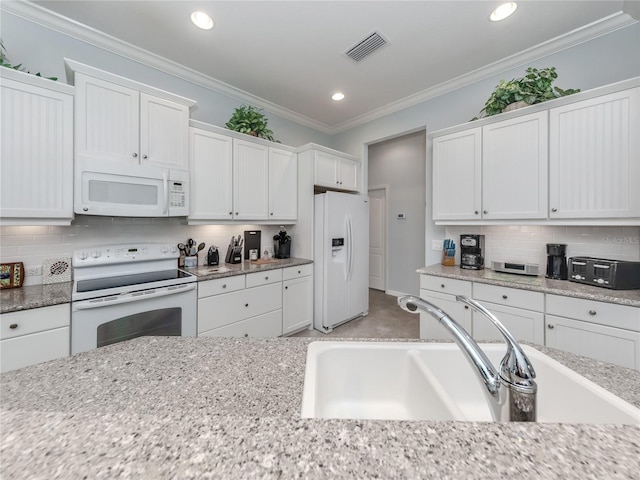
left=568, top=257, right=640, bottom=290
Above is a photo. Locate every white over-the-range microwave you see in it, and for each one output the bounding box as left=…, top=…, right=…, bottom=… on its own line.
left=74, top=158, right=188, bottom=217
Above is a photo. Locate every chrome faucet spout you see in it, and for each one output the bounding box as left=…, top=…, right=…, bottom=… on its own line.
left=398, top=294, right=537, bottom=422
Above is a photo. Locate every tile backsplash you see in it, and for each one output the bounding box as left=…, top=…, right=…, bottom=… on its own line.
left=0, top=217, right=286, bottom=286
left=444, top=225, right=640, bottom=269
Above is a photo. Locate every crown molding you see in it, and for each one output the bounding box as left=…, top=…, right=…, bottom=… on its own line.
left=1, top=0, right=334, bottom=134
left=3, top=2, right=637, bottom=136
left=326, top=11, right=638, bottom=134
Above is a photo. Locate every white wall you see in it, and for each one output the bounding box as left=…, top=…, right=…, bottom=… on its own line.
left=0, top=10, right=332, bottom=148
left=368, top=131, right=426, bottom=296
left=331, top=22, right=640, bottom=271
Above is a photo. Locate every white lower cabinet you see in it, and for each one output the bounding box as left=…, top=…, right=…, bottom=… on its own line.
left=282, top=265, right=313, bottom=335
left=197, top=264, right=313, bottom=338
left=472, top=284, right=544, bottom=344
left=0, top=304, right=70, bottom=373
left=545, top=295, right=640, bottom=370
left=419, top=276, right=472, bottom=340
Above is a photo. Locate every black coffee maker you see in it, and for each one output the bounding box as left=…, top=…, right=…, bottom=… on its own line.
left=546, top=243, right=568, bottom=280
left=273, top=226, right=291, bottom=259
left=460, top=234, right=485, bottom=270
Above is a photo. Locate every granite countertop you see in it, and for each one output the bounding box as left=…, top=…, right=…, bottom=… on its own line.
left=418, top=264, right=640, bottom=307
left=0, top=258, right=313, bottom=314
left=187, top=257, right=313, bottom=281
left=1, top=336, right=639, bottom=479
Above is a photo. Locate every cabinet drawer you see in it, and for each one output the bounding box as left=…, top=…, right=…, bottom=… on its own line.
left=0, top=304, right=70, bottom=340
left=198, top=282, right=282, bottom=333
left=246, top=269, right=282, bottom=288
left=199, top=309, right=282, bottom=338
left=473, top=283, right=544, bottom=311
left=420, top=275, right=472, bottom=296
left=283, top=264, right=313, bottom=281
left=473, top=302, right=544, bottom=344
left=546, top=294, right=640, bottom=332
left=0, top=326, right=70, bottom=373
left=197, top=275, right=245, bottom=298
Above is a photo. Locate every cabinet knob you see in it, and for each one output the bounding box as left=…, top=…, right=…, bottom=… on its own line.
left=483, top=210, right=488, bottom=214
left=265, top=276, right=269, bottom=280
left=132, top=152, right=138, bottom=158
left=245, top=303, right=249, bottom=307
left=235, top=212, right=239, bottom=215
left=464, top=305, right=469, bottom=310
left=551, top=208, right=558, bottom=212
left=229, top=212, right=233, bottom=215
left=589, top=310, right=597, bottom=316
left=244, top=333, right=248, bottom=337
left=9, top=323, right=18, bottom=329
left=547, top=324, right=555, bottom=329
left=222, top=284, right=227, bottom=289
left=441, top=284, right=445, bottom=288
left=502, top=295, right=508, bottom=300
left=298, top=270, right=301, bottom=274
left=474, top=210, right=479, bottom=215
left=270, top=212, right=274, bottom=216
left=285, top=286, right=288, bottom=290
left=143, top=154, right=148, bottom=159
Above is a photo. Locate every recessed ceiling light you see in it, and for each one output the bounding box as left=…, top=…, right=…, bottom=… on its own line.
left=191, top=11, right=214, bottom=30
left=490, top=2, right=518, bottom=22
left=332, top=92, right=345, bottom=101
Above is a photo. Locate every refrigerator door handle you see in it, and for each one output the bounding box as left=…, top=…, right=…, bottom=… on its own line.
left=347, top=214, right=354, bottom=282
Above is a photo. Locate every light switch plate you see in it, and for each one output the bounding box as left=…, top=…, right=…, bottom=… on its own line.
left=432, top=240, right=443, bottom=251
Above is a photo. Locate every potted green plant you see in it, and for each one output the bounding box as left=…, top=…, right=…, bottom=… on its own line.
left=225, top=105, right=277, bottom=142
left=473, top=67, right=579, bottom=119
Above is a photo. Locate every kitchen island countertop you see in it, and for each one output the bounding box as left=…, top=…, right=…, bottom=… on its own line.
left=1, top=336, right=639, bottom=479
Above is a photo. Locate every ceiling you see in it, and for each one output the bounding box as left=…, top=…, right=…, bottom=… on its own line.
left=26, top=1, right=634, bottom=132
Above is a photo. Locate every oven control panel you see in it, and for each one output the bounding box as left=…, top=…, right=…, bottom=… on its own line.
left=73, top=243, right=179, bottom=266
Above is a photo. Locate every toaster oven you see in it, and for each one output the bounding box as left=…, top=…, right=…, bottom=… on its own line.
left=568, top=257, right=640, bottom=290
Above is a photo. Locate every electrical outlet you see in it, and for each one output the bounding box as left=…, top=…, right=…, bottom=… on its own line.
left=432, top=239, right=443, bottom=251
left=25, top=265, right=42, bottom=276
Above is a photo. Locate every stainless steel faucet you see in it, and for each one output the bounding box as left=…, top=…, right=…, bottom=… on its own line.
left=398, top=294, right=537, bottom=422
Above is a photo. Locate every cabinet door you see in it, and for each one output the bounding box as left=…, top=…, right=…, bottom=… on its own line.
left=74, top=73, right=140, bottom=164
left=0, top=78, right=74, bottom=223
left=189, top=128, right=233, bottom=220
left=283, top=275, right=313, bottom=335
left=140, top=93, right=189, bottom=170
left=482, top=112, right=548, bottom=219
left=268, top=148, right=297, bottom=220
left=549, top=87, right=640, bottom=219
left=432, top=128, right=482, bottom=221
left=0, top=327, right=70, bottom=373
left=314, top=151, right=339, bottom=187
left=545, top=315, right=640, bottom=371
left=338, top=158, right=359, bottom=191
left=472, top=302, right=544, bottom=344
left=419, top=290, right=472, bottom=341
left=233, top=139, right=269, bottom=220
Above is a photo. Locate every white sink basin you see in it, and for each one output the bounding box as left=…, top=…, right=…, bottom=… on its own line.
left=301, top=342, right=640, bottom=425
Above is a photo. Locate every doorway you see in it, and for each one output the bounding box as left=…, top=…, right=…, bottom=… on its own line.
left=368, top=186, right=387, bottom=291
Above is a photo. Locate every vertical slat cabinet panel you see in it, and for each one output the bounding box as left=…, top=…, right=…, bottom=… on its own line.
left=189, top=128, right=233, bottom=220
left=482, top=111, right=548, bottom=219
left=140, top=93, right=189, bottom=170
left=268, top=147, right=297, bottom=220
left=338, top=158, right=359, bottom=191
left=233, top=139, right=269, bottom=220
left=74, top=73, right=139, bottom=164
left=282, top=275, right=313, bottom=335
left=432, top=127, right=482, bottom=220
left=314, top=151, right=339, bottom=187
left=549, top=87, right=640, bottom=219
left=0, top=76, right=73, bottom=222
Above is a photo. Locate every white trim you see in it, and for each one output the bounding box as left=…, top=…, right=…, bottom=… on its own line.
left=3, top=2, right=637, bottom=135
left=368, top=184, right=389, bottom=293
left=385, top=289, right=411, bottom=298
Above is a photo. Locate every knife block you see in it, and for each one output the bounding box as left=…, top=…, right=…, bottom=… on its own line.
left=225, top=245, right=242, bottom=264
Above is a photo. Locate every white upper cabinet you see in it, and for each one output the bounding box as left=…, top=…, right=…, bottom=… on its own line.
left=482, top=111, right=548, bottom=220
left=189, top=127, right=234, bottom=220
left=0, top=69, right=74, bottom=225
left=68, top=60, right=195, bottom=171
left=432, top=127, right=482, bottom=221
left=233, top=139, right=270, bottom=221
left=268, top=147, right=297, bottom=221
left=549, top=87, right=640, bottom=219
left=313, top=150, right=359, bottom=192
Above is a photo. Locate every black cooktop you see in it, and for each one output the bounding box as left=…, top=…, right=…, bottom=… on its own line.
left=76, top=269, right=193, bottom=293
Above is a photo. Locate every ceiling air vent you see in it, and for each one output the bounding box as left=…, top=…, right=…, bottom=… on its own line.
left=344, top=30, right=389, bottom=62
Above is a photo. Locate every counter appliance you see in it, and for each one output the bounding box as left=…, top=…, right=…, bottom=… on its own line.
left=460, top=234, right=484, bottom=270
left=568, top=257, right=640, bottom=290
left=273, top=227, right=291, bottom=259
left=546, top=243, right=568, bottom=280
left=314, top=191, right=369, bottom=333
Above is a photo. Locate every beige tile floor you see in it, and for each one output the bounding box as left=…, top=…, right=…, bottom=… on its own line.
left=292, top=289, right=419, bottom=338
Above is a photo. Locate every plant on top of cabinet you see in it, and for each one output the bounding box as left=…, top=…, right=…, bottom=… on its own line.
left=0, top=40, right=57, bottom=81
left=472, top=67, right=579, bottom=119
left=225, top=105, right=278, bottom=142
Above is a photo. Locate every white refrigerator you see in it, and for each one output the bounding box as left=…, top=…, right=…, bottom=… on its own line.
left=314, top=191, right=369, bottom=333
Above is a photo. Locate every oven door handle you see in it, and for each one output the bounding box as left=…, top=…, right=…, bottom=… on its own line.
left=73, top=283, right=196, bottom=311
